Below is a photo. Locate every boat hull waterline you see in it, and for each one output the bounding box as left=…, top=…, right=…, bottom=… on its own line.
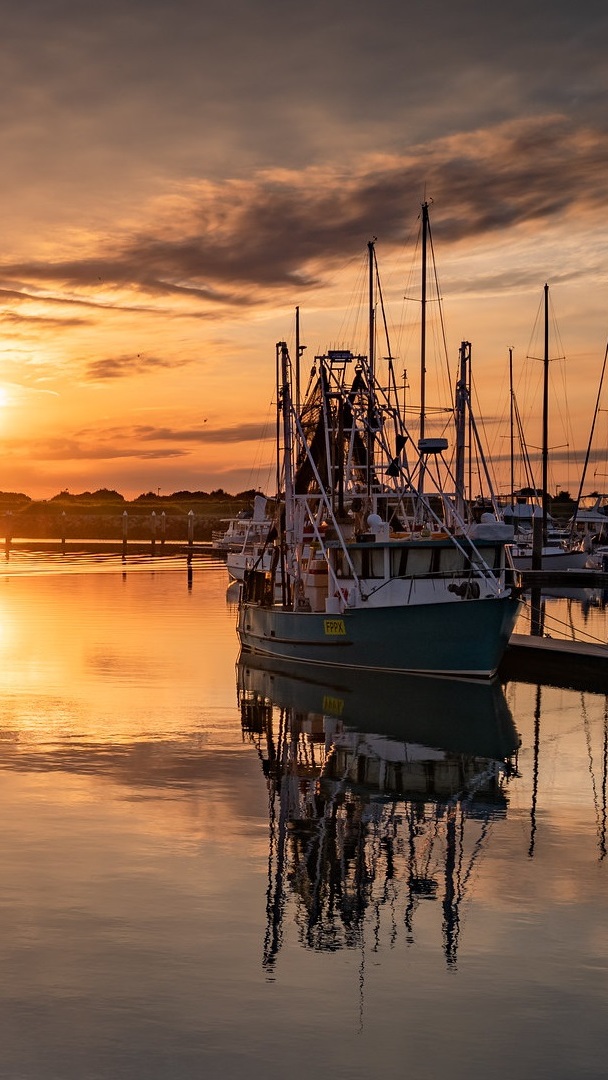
left=238, top=594, right=521, bottom=678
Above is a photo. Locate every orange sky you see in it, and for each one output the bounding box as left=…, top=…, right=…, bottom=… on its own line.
left=1, top=2, right=607, bottom=499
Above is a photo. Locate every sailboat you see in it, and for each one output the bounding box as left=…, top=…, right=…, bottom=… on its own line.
left=505, top=286, right=587, bottom=572
left=237, top=232, right=521, bottom=678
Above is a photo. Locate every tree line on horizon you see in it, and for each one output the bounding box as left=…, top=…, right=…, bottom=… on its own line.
left=0, top=487, right=264, bottom=506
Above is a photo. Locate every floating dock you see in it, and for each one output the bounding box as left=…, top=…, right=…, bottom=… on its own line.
left=519, top=569, right=608, bottom=590
left=501, top=633, right=608, bottom=693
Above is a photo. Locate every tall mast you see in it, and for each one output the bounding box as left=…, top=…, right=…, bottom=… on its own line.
left=278, top=341, right=295, bottom=553
left=454, top=341, right=470, bottom=519
left=542, top=283, right=549, bottom=546
left=509, top=346, right=515, bottom=509
left=368, top=238, right=375, bottom=387
left=367, top=239, right=375, bottom=496
left=420, top=201, right=429, bottom=442
left=295, top=306, right=301, bottom=414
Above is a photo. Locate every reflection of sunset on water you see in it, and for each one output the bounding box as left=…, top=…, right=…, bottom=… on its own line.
left=0, top=560, right=604, bottom=1077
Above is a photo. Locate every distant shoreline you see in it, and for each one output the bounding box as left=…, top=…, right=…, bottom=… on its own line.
left=0, top=490, right=264, bottom=542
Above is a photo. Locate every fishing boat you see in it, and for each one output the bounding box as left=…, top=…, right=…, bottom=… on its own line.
left=237, top=237, right=521, bottom=678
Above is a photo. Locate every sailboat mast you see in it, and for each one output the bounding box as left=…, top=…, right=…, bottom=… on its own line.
left=509, top=347, right=515, bottom=510
left=455, top=341, right=470, bottom=520
left=542, top=283, right=549, bottom=546
left=278, top=341, right=295, bottom=555
left=420, top=202, right=428, bottom=442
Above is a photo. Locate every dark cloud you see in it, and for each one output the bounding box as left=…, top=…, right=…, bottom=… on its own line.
left=136, top=422, right=272, bottom=444
left=1, top=309, right=88, bottom=329
left=77, top=422, right=273, bottom=445
left=86, top=354, right=193, bottom=380
left=0, top=435, right=188, bottom=463
left=1, top=116, right=606, bottom=309
left=3, top=0, right=606, bottom=183
left=0, top=418, right=272, bottom=471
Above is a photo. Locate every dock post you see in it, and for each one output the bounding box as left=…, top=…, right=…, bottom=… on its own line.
left=61, top=511, right=66, bottom=555
left=4, top=511, right=11, bottom=560
left=187, top=509, right=194, bottom=564
left=122, top=510, right=128, bottom=558
left=160, top=511, right=166, bottom=550
left=150, top=511, right=157, bottom=555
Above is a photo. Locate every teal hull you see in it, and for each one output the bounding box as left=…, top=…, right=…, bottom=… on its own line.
left=237, top=595, right=521, bottom=678
left=237, top=652, right=519, bottom=760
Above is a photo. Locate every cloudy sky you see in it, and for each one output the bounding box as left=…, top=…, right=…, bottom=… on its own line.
left=1, top=0, right=607, bottom=498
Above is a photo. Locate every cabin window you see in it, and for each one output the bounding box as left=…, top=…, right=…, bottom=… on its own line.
left=350, top=548, right=384, bottom=578
left=406, top=549, right=432, bottom=576
left=438, top=547, right=464, bottom=573
left=471, top=545, right=501, bottom=570
left=370, top=547, right=385, bottom=577
left=391, top=548, right=408, bottom=576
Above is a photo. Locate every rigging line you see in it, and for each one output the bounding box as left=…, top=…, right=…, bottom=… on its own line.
left=471, top=377, right=501, bottom=496
left=513, top=392, right=541, bottom=494
left=426, top=218, right=451, bottom=391
left=373, top=252, right=399, bottom=408
left=572, top=339, right=608, bottom=531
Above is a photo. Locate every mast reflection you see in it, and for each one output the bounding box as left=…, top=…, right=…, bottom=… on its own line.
left=237, top=655, right=520, bottom=973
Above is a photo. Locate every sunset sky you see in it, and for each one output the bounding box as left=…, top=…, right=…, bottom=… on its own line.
left=1, top=0, right=607, bottom=499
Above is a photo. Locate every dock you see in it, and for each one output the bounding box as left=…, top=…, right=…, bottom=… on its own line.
left=519, top=569, right=608, bottom=590
left=501, top=633, right=608, bottom=693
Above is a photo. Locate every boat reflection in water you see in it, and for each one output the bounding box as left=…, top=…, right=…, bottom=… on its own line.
left=237, top=654, right=520, bottom=973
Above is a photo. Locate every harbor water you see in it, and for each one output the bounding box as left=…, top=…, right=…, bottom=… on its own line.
left=0, top=552, right=606, bottom=1079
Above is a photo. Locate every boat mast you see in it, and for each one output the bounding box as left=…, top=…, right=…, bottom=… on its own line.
left=278, top=340, right=295, bottom=560
left=509, top=346, right=515, bottom=511
left=542, top=283, right=549, bottom=546
left=454, top=341, right=470, bottom=520
left=420, top=202, right=428, bottom=443
left=295, top=306, right=301, bottom=415
left=367, top=238, right=375, bottom=497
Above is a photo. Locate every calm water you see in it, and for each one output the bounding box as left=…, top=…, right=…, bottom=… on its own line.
left=0, top=553, right=606, bottom=1079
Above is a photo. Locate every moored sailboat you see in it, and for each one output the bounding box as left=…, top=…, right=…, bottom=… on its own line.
left=504, top=286, right=587, bottom=571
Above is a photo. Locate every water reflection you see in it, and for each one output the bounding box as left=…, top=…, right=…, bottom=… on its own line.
left=237, top=655, right=519, bottom=973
